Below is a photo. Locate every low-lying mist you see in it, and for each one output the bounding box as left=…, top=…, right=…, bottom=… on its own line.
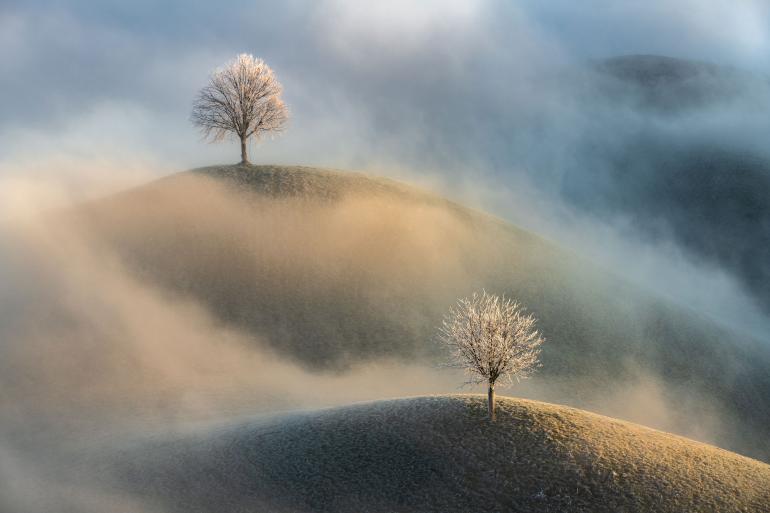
left=1, top=169, right=768, bottom=511
left=0, top=179, right=462, bottom=511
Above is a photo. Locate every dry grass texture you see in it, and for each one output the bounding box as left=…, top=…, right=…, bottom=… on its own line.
left=108, top=395, right=770, bottom=513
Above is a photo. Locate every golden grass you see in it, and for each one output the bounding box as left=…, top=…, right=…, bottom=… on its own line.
left=112, top=395, right=770, bottom=512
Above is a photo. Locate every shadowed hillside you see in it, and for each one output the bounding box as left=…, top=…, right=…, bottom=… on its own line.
left=592, top=54, right=763, bottom=112
left=62, top=164, right=770, bottom=462
left=559, top=55, right=770, bottom=317
left=101, top=396, right=770, bottom=513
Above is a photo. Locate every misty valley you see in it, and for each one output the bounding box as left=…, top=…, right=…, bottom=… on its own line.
left=2, top=2, right=770, bottom=513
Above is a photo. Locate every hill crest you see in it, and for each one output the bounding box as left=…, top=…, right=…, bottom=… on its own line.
left=108, top=395, right=770, bottom=513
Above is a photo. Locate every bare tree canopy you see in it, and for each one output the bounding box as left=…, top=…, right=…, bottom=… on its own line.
left=439, top=291, right=544, bottom=420
left=192, top=54, right=288, bottom=164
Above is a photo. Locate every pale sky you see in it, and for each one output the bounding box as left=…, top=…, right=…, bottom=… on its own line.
left=1, top=0, right=768, bottom=183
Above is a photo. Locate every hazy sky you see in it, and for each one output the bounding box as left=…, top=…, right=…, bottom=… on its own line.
left=1, top=0, right=768, bottom=179
left=1, top=0, right=769, bottom=335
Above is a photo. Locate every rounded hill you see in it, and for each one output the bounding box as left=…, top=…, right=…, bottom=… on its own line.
left=107, top=395, right=770, bottom=513
left=72, top=164, right=770, bottom=461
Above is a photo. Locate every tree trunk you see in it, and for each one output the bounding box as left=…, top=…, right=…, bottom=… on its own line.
left=488, top=382, right=496, bottom=421
left=240, top=137, right=249, bottom=165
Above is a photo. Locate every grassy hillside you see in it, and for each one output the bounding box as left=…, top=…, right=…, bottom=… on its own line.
left=104, top=396, right=770, bottom=513
left=70, top=164, right=770, bottom=461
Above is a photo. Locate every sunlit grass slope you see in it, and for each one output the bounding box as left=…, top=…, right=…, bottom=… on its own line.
left=110, top=396, right=770, bottom=513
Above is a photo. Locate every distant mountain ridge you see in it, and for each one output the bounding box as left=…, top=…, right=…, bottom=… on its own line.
left=591, top=54, right=765, bottom=112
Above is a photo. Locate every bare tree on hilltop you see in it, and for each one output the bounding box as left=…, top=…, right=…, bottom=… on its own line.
left=439, top=291, right=545, bottom=421
left=192, top=54, right=288, bottom=165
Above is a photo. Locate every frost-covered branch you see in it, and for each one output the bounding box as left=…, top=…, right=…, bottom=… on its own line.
left=439, top=291, right=545, bottom=420
left=191, top=54, right=288, bottom=164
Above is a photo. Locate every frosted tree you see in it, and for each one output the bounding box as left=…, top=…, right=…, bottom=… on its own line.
left=191, top=54, right=288, bottom=164
left=439, top=291, right=544, bottom=421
